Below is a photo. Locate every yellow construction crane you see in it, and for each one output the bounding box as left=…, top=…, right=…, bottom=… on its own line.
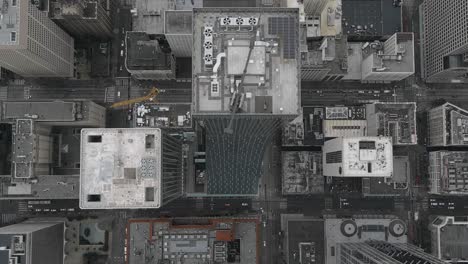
left=110, top=87, right=160, bottom=108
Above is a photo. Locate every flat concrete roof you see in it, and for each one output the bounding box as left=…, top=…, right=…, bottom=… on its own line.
left=79, top=128, right=163, bottom=209
left=192, top=8, right=300, bottom=116
left=3, top=101, right=77, bottom=121
left=133, top=103, right=192, bottom=129
left=362, top=156, right=409, bottom=197
left=126, top=32, right=172, bottom=70
left=362, top=33, right=415, bottom=77
left=132, top=0, right=175, bottom=34
left=165, top=10, right=192, bottom=34
left=281, top=214, right=324, bottom=264
left=366, top=102, right=417, bottom=145
left=1, top=100, right=105, bottom=127
left=431, top=216, right=468, bottom=261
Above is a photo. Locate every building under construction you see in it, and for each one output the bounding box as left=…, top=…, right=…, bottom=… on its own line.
left=192, top=8, right=300, bottom=196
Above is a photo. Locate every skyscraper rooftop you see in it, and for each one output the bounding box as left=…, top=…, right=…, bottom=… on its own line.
left=192, top=8, right=300, bottom=116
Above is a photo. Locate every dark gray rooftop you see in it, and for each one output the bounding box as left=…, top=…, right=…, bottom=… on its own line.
left=286, top=217, right=324, bottom=264
left=126, top=32, right=172, bottom=70
left=342, top=0, right=401, bottom=36
left=439, top=222, right=468, bottom=260
left=165, top=11, right=192, bottom=34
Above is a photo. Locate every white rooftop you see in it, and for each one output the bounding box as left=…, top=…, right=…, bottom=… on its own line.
left=323, top=136, right=393, bottom=177
left=79, top=128, right=163, bottom=209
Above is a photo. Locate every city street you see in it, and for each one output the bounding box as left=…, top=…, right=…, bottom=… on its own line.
left=0, top=0, right=467, bottom=263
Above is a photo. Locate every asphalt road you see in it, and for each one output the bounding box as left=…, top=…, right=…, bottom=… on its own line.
left=258, top=142, right=283, bottom=264
left=114, top=7, right=132, bottom=78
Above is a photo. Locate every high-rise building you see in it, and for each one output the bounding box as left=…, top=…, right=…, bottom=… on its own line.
left=420, top=0, right=468, bottom=83
left=366, top=102, right=417, bottom=145
left=164, top=10, right=192, bottom=58
left=191, top=8, right=300, bottom=196
left=301, top=33, right=415, bottom=82
left=428, top=102, right=468, bottom=147
left=11, top=119, right=52, bottom=179
left=0, top=0, right=74, bottom=77
left=338, top=242, right=445, bottom=264
left=1, top=100, right=106, bottom=127
left=0, top=100, right=106, bottom=180
left=322, top=136, right=393, bottom=177
left=360, top=33, right=415, bottom=82
left=125, top=31, right=175, bottom=80
left=48, top=0, right=113, bottom=39
left=324, top=217, right=444, bottom=264
left=430, top=216, right=468, bottom=263
left=429, top=151, right=468, bottom=195
left=127, top=217, right=258, bottom=264
left=0, top=219, right=65, bottom=264
left=79, top=128, right=183, bottom=209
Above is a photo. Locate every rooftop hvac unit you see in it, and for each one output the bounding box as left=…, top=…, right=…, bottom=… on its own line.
left=220, top=17, right=231, bottom=26
left=220, top=17, right=258, bottom=26
left=204, top=27, right=213, bottom=38
left=211, top=80, right=219, bottom=95
left=204, top=41, right=213, bottom=50
left=203, top=26, right=214, bottom=66
left=204, top=26, right=213, bottom=42
left=204, top=54, right=213, bottom=65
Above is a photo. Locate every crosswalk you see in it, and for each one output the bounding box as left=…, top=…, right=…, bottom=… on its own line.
left=421, top=197, right=429, bottom=211
left=105, top=86, right=116, bottom=103
left=324, top=198, right=333, bottom=210
left=0, top=86, right=7, bottom=100
left=175, top=78, right=191, bottom=83
left=394, top=197, right=406, bottom=210
left=18, top=201, right=28, bottom=214
left=23, top=86, right=30, bottom=99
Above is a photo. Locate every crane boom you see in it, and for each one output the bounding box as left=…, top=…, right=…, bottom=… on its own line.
left=110, top=87, right=160, bottom=108
left=224, top=34, right=256, bottom=134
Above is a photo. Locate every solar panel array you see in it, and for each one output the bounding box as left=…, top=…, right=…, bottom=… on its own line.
left=268, top=17, right=298, bottom=59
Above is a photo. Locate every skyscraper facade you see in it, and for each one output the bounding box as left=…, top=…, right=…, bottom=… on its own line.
left=339, top=241, right=445, bottom=264
left=49, top=0, right=113, bottom=39
left=0, top=0, right=75, bottom=77
left=420, top=0, right=468, bottom=83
